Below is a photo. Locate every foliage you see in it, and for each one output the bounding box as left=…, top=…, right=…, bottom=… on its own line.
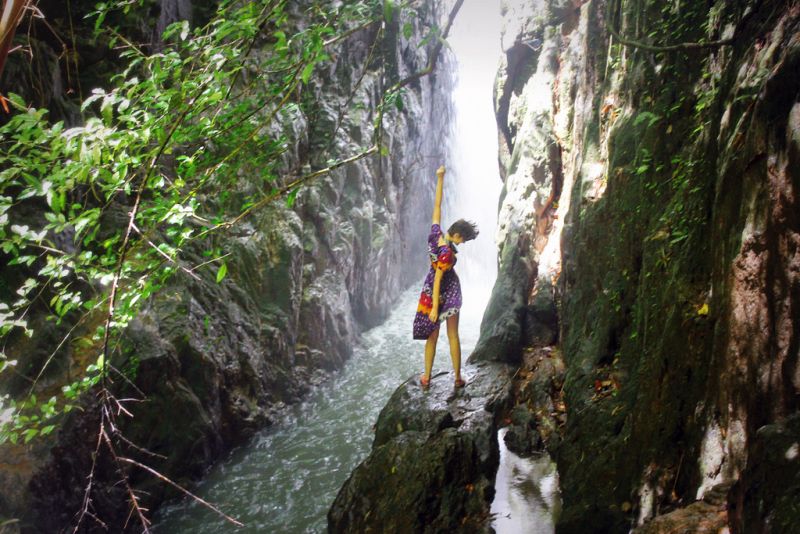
left=0, top=0, right=400, bottom=446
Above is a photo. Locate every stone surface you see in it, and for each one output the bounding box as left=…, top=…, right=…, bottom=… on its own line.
left=328, top=362, right=513, bottom=533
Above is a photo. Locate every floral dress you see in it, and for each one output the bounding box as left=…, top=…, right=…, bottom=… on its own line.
left=412, top=224, right=462, bottom=340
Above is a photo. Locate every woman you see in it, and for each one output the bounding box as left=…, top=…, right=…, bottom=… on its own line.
left=412, top=165, right=478, bottom=389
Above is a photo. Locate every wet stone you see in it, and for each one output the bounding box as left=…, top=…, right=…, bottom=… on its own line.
left=328, top=362, right=514, bottom=533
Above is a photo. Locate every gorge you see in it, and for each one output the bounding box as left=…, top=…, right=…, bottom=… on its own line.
left=1, top=0, right=799, bottom=533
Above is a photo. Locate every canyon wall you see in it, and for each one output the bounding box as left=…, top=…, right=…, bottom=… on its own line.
left=483, top=0, right=800, bottom=531
left=0, top=0, right=452, bottom=531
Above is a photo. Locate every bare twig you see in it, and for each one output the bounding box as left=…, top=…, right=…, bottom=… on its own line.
left=373, top=0, right=463, bottom=152
left=384, top=0, right=464, bottom=94
left=110, top=395, right=134, bottom=418
left=130, top=222, right=201, bottom=281
left=323, top=18, right=379, bottom=46
left=119, top=456, right=245, bottom=527
left=100, top=425, right=151, bottom=533
left=72, top=410, right=105, bottom=534
left=201, top=144, right=379, bottom=235
left=26, top=295, right=108, bottom=397
left=114, top=432, right=168, bottom=461
left=107, top=363, right=147, bottom=398
left=187, top=252, right=232, bottom=273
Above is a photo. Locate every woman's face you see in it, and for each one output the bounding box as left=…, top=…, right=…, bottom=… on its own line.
left=450, top=233, right=464, bottom=244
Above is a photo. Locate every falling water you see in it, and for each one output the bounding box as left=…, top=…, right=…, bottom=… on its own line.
left=443, top=0, right=502, bottom=302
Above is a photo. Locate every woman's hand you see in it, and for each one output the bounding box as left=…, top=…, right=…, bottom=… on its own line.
left=436, top=165, right=445, bottom=179
left=428, top=309, right=438, bottom=323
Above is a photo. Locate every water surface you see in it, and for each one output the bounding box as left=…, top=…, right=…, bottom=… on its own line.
left=154, top=285, right=487, bottom=533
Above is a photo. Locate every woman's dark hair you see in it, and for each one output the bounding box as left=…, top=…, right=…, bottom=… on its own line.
left=448, top=219, right=479, bottom=241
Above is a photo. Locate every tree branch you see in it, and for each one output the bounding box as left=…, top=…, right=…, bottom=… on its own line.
left=385, top=0, right=464, bottom=93
left=207, top=144, right=380, bottom=234
left=0, top=0, right=31, bottom=80
left=324, top=18, right=380, bottom=47
left=118, top=456, right=244, bottom=528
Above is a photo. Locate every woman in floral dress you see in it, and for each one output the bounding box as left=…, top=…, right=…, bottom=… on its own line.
left=412, top=165, right=478, bottom=388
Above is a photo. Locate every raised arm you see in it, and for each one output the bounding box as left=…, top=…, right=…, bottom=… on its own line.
left=432, top=165, right=445, bottom=225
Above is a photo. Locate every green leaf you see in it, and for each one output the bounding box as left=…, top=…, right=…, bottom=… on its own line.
left=301, top=62, right=316, bottom=85
left=633, top=111, right=660, bottom=127
left=383, top=0, right=395, bottom=23
left=8, top=92, right=26, bottom=109
left=286, top=187, right=299, bottom=208
left=402, top=22, right=413, bottom=39
left=216, top=262, right=228, bottom=283
left=23, top=428, right=38, bottom=443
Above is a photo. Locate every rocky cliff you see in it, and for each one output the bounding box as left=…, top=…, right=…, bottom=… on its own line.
left=484, top=0, right=800, bottom=532
left=0, top=0, right=452, bottom=531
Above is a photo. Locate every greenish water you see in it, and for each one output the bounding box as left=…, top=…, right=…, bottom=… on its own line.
left=153, top=285, right=488, bottom=533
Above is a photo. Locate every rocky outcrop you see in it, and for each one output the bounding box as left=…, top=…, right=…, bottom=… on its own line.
left=0, top=0, right=452, bottom=531
left=485, top=0, right=800, bottom=532
left=328, top=362, right=513, bottom=533
left=471, top=0, right=566, bottom=365
left=632, top=482, right=730, bottom=534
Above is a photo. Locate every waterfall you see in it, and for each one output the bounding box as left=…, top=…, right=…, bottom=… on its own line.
left=443, top=0, right=504, bottom=327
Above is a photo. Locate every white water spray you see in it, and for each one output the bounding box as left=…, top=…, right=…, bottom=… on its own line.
left=443, top=0, right=504, bottom=321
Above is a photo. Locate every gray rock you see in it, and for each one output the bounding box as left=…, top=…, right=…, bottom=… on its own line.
left=729, top=414, right=800, bottom=533
left=328, top=362, right=514, bottom=533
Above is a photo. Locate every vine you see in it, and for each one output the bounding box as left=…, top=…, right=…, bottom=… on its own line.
left=606, top=0, right=735, bottom=52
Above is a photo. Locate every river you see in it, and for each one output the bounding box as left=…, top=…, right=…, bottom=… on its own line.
left=153, top=285, right=489, bottom=532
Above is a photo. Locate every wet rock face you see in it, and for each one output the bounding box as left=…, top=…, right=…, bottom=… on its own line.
left=328, top=362, right=513, bottom=533
left=471, top=0, right=566, bottom=366
left=729, top=414, right=800, bottom=533
left=487, top=0, right=800, bottom=532
left=0, top=0, right=451, bottom=530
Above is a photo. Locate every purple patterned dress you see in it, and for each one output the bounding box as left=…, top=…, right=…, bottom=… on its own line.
left=412, top=224, right=462, bottom=340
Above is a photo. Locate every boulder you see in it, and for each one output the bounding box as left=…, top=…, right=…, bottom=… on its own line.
left=328, top=362, right=513, bottom=533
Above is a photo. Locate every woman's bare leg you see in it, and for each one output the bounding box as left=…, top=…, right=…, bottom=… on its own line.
left=446, top=314, right=462, bottom=383
left=423, top=326, right=440, bottom=382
